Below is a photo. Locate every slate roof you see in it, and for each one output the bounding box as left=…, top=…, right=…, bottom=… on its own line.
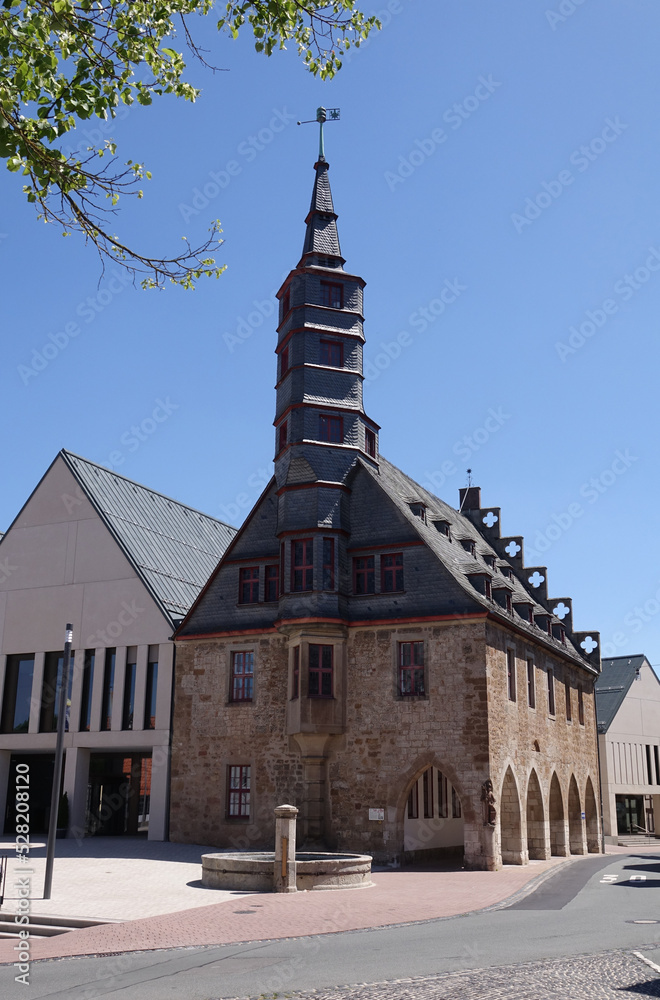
left=595, top=654, right=649, bottom=733
left=61, top=451, right=236, bottom=622
left=301, top=159, right=343, bottom=261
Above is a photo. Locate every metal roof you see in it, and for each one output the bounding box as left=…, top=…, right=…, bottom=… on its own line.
left=595, top=654, right=649, bottom=733
left=61, top=451, right=236, bottom=622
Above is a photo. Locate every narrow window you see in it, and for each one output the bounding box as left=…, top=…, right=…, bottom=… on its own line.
left=353, top=555, right=375, bottom=594
left=578, top=684, right=585, bottom=726
left=280, top=541, right=286, bottom=596
left=438, top=771, right=449, bottom=817
left=1, top=655, right=34, bottom=734
left=292, top=646, right=300, bottom=699
left=144, top=658, right=158, bottom=729
left=654, top=745, right=660, bottom=785
left=291, top=539, right=313, bottom=592
left=452, top=786, right=462, bottom=819
left=461, top=539, right=476, bottom=556
left=322, top=537, right=335, bottom=590
left=423, top=768, right=434, bottom=818
left=399, top=641, right=424, bottom=696
left=320, top=281, right=343, bottom=309
left=100, top=648, right=116, bottom=731
left=365, top=428, right=376, bottom=458
left=282, top=288, right=290, bottom=316
left=484, top=578, right=492, bottom=600
left=79, top=649, right=95, bottom=732
left=410, top=503, right=426, bottom=522
left=123, top=658, right=136, bottom=730
left=40, top=650, right=73, bottom=732
left=278, top=421, right=288, bottom=453
left=565, top=678, right=572, bottom=722
left=309, top=644, right=333, bottom=697
left=527, top=657, right=535, bottom=708
left=238, top=566, right=259, bottom=604
left=381, top=553, right=404, bottom=593
left=319, top=414, right=343, bottom=443
left=230, top=650, right=254, bottom=702
left=547, top=668, right=555, bottom=716
left=227, top=765, right=250, bottom=818
left=507, top=649, right=516, bottom=702
left=407, top=780, right=419, bottom=819
left=320, top=340, right=343, bottom=367
left=647, top=745, right=654, bottom=786
left=280, top=345, right=289, bottom=376
left=265, top=564, right=279, bottom=602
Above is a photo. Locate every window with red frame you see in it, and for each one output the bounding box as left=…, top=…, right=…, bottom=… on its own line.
left=291, top=539, right=313, bottom=592
left=292, top=646, right=299, bottom=699
left=265, top=565, right=279, bottom=602
left=565, top=678, right=572, bottom=721
left=230, top=650, right=254, bottom=701
left=309, top=644, right=333, bottom=697
left=282, top=288, right=290, bottom=316
left=578, top=684, right=585, bottom=725
left=365, top=428, right=376, bottom=458
left=320, top=281, right=343, bottom=309
left=507, top=649, right=516, bottom=702
left=319, top=414, right=342, bottom=443
left=280, top=345, right=289, bottom=376
left=399, top=641, right=424, bottom=696
left=353, top=555, right=375, bottom=594
left=320, top=340, right=343, bottom=367
left=238, top=567, right=259, bottom=604
left=278, top=422, right=287, bottom=453
left=227, top=764, right=250, bottom=818
left=322, top=538, right=335, bottom=590
left=381, top=553, right=403, bottom=593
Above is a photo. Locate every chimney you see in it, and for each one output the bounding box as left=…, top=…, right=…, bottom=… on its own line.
left=459, top=486, right=481, bottom=512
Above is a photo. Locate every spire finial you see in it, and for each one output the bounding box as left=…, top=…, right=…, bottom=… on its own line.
left=297, top=107, right=341, bottom=160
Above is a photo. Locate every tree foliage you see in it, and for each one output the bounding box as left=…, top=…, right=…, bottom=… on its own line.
left=0, top=2, right=378, bottom=287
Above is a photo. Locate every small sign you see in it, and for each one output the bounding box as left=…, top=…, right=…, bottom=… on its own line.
left=581, top=812, right=585, bottom=819
left=369, top=808, right=384, bottom=821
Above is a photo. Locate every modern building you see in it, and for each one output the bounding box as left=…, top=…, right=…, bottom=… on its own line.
left=0, top=450, right=235, bottom=840
left=596, top=654, right=660, bottom=842
left=170, top=150, right=603, bottom=869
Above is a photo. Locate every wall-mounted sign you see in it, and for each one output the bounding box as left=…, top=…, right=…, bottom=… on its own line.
left=369, top=808, right=385, bottom=821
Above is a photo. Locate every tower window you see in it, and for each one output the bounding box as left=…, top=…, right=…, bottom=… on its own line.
left=365, top=428, right=376, bottom=458
left=280, top=345, right=289, bottom=376
left=319, top=414, right=343, bottom=443
left=353, top=555, right=375, bottom=594
left=322, top=537, right=335, bottom=590
left=381, top=552, right=403, bottom=593
left=282, top=288, right=290, bottom=316
left=309, top=644, right=333, bottom=697
left=320, top=281, right=343, bottom=309
left=238, top=566, right=259, bottom=604
left=320, top=340, right=343, bottom=367
left=265, top=564, right=279, bottom=602
left=291, top=539, right=313, bottom=592
left=278, top=422, right=287, bottom=453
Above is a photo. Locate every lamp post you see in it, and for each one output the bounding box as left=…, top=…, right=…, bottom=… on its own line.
left=43, top=623, right=73, bottom=899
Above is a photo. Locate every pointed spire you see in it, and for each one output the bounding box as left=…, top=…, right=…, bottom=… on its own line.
left=301, top=160, right=344, bottom=265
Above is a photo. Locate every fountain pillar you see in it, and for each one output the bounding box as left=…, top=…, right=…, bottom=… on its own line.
left=274, top=803, right=298, bottom=892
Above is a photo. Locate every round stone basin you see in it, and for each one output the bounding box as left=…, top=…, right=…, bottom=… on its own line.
left=201, top=851, right=373, bottom=891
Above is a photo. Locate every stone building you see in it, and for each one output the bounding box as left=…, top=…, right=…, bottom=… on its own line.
left=0, top=450, right=234, bottom=839
left=596, top=654, right=660, bottom=842
left=171, top=152, right=602, bottom=869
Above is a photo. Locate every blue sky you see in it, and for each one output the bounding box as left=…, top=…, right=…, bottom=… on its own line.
left=2, top=1, right=660, bottom=670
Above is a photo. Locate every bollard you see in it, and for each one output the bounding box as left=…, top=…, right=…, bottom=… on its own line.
left=274, top=804, right=298, bottom=892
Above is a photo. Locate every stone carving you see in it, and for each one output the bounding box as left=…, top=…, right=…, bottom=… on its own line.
left=481, top=779, right=497, bottom=827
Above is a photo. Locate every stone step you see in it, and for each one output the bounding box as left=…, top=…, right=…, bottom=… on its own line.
left=0, top=913, right=110, bottom=937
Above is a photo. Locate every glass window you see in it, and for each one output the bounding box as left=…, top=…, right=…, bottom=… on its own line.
left=365, top=428, right=376, bottom=458
left=526, top=658, right=535, bottom=709
left=322, top=537, right=335, bottom=590
left=278, top=422, right=287, bottom=453
left=79, top=649, right=95, bottom=732
left=1, top=655, right=34, bottom=734
left=100, top=649, right=116, bottom=731
left=144, top=659, right=158, bottom=729
left=291, top=539, right=313, bottom=592
left=309, top=644, right=333, bottom=697
left=547, top=668, right=555, bottom=716
left=438, top=771, right=448, bottom=818
left=280, top=345, right=289, bottom=375
left=265, top=565, right=279, bottom=602
left=239, top=566, right=259, bottom=604
left=353, top=555, right=375, bottom=594
left=319, top=414, right=343, bottom=443
left=230, top=651, right=254, bottom=702
left=399, top=641, right=424, bottom=696
left=381, top=553, right=404, bottom=593
left=320, top=340, right=343, bottom=367
left=320, top=281, right=343, bottom=309
left=123, top=659, right=137, bottom=730
left=227, top=765, right=251, bottom=818
left=507, top=649, right=516, bottom=702
left=423, top=768, right=434, bottom=818
left=40, top=650, right=74, bottom=732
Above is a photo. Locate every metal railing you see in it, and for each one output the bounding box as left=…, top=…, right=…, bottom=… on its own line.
left=0, top=854, right=7, bottom=907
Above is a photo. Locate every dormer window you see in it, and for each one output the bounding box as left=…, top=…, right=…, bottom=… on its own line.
left=409, top=503, right=426, bottom=523
left=483, top=555, right=496, bottom=570
left=433, top=520, right=451, bottom=539
left=461, top=539, right=476, bottom=556
left=535, top=614, right=552, bottom=635
left=514, top=602, right=534, bottom=623
left=493, top=588, right=513, bottom=613
left=320, top=340, right=343, bottom=367
left=468, top=573, right=492, bottom=598
left=500, top=566, right=514, bottom=580
left=552, top=623, right=566, bottom=644
left=320, top=281, right=343, bottom=309
left=365, top=428, right=376, bottom=458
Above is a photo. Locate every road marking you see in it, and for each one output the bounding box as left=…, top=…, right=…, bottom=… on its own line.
left=600, top=874, right=618, bottom=882
left=630, top=875, right=647, bottom=882
left=634, top=951, right=660, bottom=975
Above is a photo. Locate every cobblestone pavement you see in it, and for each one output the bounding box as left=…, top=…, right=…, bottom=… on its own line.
left=219, top=950, right=660, bottom=1000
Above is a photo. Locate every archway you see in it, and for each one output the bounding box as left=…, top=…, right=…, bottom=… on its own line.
left=526, top=769, right=548, bottom=860
left=568, top=775, right=585, bottom=854
left=584, top=777, right=600, bottom=853
left=549, top=772, right=568, bottom=856
left=403, top=765, right=464, bottom=864
left=500, top=766, right=524, bottom=864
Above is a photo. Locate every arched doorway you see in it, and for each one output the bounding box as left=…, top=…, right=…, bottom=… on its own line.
left=403, top=766, right=464, bottom=864
left=526, top=770, right=548, bottom=860
left=584, top=776, right=600, bottom=853
left=568, top=775, right=585, bottom=854
left=500, top=766, right=524, bottom=864
left=549, top=772, right=568, bottom=856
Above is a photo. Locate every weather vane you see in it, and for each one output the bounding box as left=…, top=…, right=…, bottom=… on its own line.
left=297, top=107, right=341, bottom=161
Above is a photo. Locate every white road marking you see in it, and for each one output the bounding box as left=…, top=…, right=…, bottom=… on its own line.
left=634, top=951, right=660, bottom=975
left=600, top=874, right=618, bottom=882
left=630, top=875, right=647, bottom=882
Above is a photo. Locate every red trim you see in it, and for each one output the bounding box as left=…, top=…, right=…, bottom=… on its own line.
left=273, top=401, right=367, bottom=424
left=176, top=611, right=489, bottom=640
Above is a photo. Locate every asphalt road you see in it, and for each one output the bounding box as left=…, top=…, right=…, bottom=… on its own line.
left=2, top=851, right=660, bottom=1000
